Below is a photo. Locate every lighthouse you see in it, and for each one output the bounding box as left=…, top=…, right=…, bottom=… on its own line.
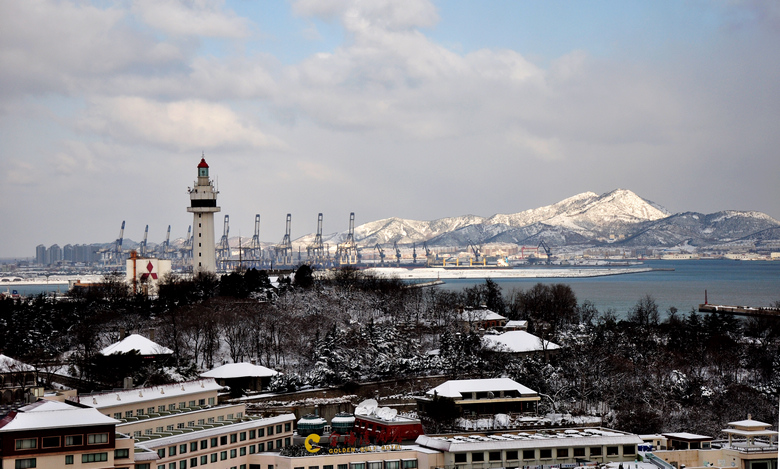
left=187, top=155, right=221, bottom=274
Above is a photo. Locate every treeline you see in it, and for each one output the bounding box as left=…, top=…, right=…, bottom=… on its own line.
left=0, top=267, right=778, bottom=437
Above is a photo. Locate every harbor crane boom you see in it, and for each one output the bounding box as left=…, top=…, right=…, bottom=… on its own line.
left=394, top=241, right=401, bottom=264
left=248, top=214, right=262, bottom=263
left=274, top=213, right=293, bottom=265
left=140, top=225, right=149, bottom=257
left=537, top=240, right=553, bottom=265
left=217, top=215, right=230, bottom=263
left=375, top=244, right=386, bottom=264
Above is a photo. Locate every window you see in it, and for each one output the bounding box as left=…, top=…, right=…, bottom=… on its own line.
left=267, top=426, right=274, bottom=436
left=506, top=451, right=518, bottom=461
left=220, top=436, right=228, bottom=445
left=590, top=447, right=602, bottom=456
left=65, top=435, right=83, bottom=446
left=87, top=433, right=108, bottom=445
left=201, top=440, right=208, bottom=450
left=276, top=439, right=282, bottom=449
left=285, top=437, right=291, bottom=446
left=134, top=431, right=141, bottom=438
left=249, top=445, right=256, bottom=454
left=285, top=423, right=291, bottom=432
left=198, top=419, right=205, bottom=425
left=41, top=436, right=60, bottom=448
left=126, top=410, right=133, bottom=417
left=454, top=454, right=467, bottom=464
left=114, top=413, right=122, bottom=419
left=211, top=454, right=218, bottom=463
left=218, top=416, right=225, bottom=422
left=574, top=448, right=586, bottom=457
left=240, top=432, right=247, bottom=441
left=350, top=464, right=365, bottom=469
left=191, top=457, right=198, bottom=467
left=159, top=406, right=166, bottom=412
left=240, top=447, right=246, bottom=456
left=221, top=451, right=228, bottom=461
left=15, top=459, right=36, bottom=469
left=522, top=450, right=535, bottom=460
left=138, top=408, right=145, bottom=415
left=208, top=398, right=215, bottom=405
left=158, top=449, right=166, bottom=459
left=168, top=463, right=175, bottom=469
left=385, top=462, right=400, bottom=469
left=116, top=449, right=130, bottom=459
left=191, top=442, right=197, bottom=452
left=339, top=465, right=349, bottom=469
left=539, top=449, right=552, bottom=459
left=249, top=430, right=256, bottom=439
left=179, top=461, right=187, bottom=469
left=231, top=449, right=237, bottom=458
left=169, top=446, right=176, bottom=457
left=169, top=404, right=176, bottom=411
left=137, top=465, right=150, bottom=469
left=208, top=418, right=215, bottom=423
left=180, top=444, right=188, bottom=454
left=145, top=429, right=153, bottom=435
left=149, top=407, right=155, bottom=414
left=607, top=447, right=619, bottom=456
left=16, top=438, right=37, bottom=450
left=489, top=452, right=501, bottom=461
left=66, top=455, right=74, bottom=465
left=167, top=425, right=174, bottom=431
left=325, top=466, right=334, bottom=469
left=211, top=438, right=218, bottom=448
left=82, top=453, right=108, bottom=463
left=188, top=421, right=195, bottom=427
left=199, top=399, right=206, bottom=406
left=157, top=427, right=164, bottom=433
left=231, top=434, right=238, bottom=443
left=257, top=443, right=265, bottom=452
left=180, top=402, right=186, bottom=409
left=557, top=449, right=569, bottom=458
left=623, top=445, right=636, bottom=455
left=227, top=414, right=234, bottom=420
left=276, top=424, right=282, bottom=434
left=258, top=428, right=265, bottom=437
left=178, top=423, right=185, bottom=429
left=471, top=452, right=484, bottom=462
left=200, top=456, right=207, bottom=465
left=189, top=400, right=196, bottom=407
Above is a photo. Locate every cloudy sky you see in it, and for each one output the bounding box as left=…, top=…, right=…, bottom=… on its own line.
left=2, top=0, right=779, bottom=257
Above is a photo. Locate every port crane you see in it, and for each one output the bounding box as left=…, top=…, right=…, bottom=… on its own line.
left=182, top=225, right=192, bottom=259
left=374, top=244, right=386, bottom=264
left=307, top=213, right=325, bottom=264
left=248, top=214, right=262, bottom=265
left=394, top=241, right=402, bottom=264
left=274, top=213, right=293, bottom=266
left=336, top=212, right=359, bottom=265
left=412, top=243, right=417, bottom=264
left=217, top=215, right=231, bottom=269
left=139, top=225, right=149, bottom=257
left=537, top=240, right=553, bottom=265
left=467, top=240, right=482, bottom=263
left=159, top=225, right=173, bottom=259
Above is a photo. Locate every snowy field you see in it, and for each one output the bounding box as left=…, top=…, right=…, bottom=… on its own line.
left=362, top=266, right=654, bottom=280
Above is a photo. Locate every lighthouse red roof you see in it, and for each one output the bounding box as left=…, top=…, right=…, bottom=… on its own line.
left=197, top=158, right=209, bottom=169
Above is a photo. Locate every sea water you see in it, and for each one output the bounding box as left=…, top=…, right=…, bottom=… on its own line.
left=436, top=259, right=780, bottom=317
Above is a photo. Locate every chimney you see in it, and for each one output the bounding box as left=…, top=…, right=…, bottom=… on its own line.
left=123, top=377, right=133, bottom=389
left=149, top=328, right=155, bottom=342
left=119, top=327, right=126, bottom=339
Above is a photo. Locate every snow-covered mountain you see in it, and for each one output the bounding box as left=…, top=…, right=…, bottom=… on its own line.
left=208, top=188, right=778, bottom=251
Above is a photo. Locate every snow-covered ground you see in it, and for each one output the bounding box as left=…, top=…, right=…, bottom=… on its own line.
left=362, top=266, right=654, bottom=280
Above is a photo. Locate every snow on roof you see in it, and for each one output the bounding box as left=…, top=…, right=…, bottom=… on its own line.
left=426, top=378, right=537, bottom=398
left=200, top=362, right=279, bottom=379
left=727, top=418, right=773, bottom=429
left=0, top=354, right=34, bottom=372
left=0, top=399, right=119, bottom=432
left=416, top=429, right=642, bottom=451
left=75, top=378, right=221, bottom=410
left=460, top=309, right=507, bottom=322
left=483, top=330, right=560, bottom=353
left=663, top=432, right=712, bottom=440
left=100, top=334, right=173, bottom=356
left=505, top=320, right=528, bottom=327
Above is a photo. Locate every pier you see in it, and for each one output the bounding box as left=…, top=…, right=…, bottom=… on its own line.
left=698, top=304, right=780, bottom=318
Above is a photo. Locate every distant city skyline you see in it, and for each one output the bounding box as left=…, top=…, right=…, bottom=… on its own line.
left=2, top=1, right=779, bottom=257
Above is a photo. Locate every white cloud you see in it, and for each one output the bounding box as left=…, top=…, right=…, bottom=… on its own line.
left=132, top=0, right=252, bottom=38
left=293, top=0, right=439, bottom=31
left=78, top=97, right=285, bottom=151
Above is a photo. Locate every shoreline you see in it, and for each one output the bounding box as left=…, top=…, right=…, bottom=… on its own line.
left=362, top=266, right=659, bottom=280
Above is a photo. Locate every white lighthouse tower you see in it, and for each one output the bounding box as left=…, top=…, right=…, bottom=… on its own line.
left=187, top=155, right=220, bottom=274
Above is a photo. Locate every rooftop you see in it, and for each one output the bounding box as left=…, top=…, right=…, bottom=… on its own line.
left=416, top=428, right=642, bottom=451
left=200, top=362, right=279, bottom=379
left=74, top=378, right=222, bottom=409
left=100, top=334, right=173, bottom=356
left=426, top=378, right=537, bottom=399
left=0, top=399, right=119, bottom=432
left=483, top=331, right=561, bottom=353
